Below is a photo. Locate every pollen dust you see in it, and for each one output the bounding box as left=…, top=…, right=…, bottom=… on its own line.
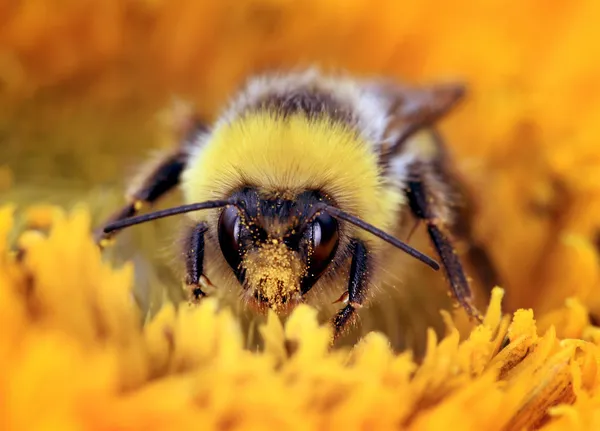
left=242, top=240, right=304, bottom=311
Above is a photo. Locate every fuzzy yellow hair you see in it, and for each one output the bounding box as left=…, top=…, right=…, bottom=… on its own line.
left=181, top=112, right=404, bottom=242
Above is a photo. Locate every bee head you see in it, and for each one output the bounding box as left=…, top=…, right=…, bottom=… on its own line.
left=101, top=187, right=438, bottom=314
left=217, top=188, right=339, bottom=313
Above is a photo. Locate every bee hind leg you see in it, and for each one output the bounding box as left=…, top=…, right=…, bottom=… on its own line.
left=331, top=239, right=370, bottom=341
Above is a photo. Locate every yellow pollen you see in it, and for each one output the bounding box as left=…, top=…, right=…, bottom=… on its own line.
left=242, top=242, right=304, bottom=311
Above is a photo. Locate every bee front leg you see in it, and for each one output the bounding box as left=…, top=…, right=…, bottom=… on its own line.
left=184, top=222, right=213, bottom=303
left=332, top=239, right=370, bottom=341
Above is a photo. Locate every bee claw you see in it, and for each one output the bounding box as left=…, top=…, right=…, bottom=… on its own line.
left=333, top=291, right=349, bottom=305
left=186, top=285, right=208, bottom=305
left=94, top=229, right=115, bottom=250
left=199, top=275, right=214, bottom=289
left=185, top=275, right=216, bottom=305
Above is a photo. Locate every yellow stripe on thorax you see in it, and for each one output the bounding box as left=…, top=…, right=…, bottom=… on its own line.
left=182, top=112, right=403, bottom=237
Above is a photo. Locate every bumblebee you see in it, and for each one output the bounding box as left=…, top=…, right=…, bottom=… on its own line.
left=96, top=69, right=498, bottom=340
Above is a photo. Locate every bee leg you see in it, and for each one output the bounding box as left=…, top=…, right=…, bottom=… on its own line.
left=448, top=181, right=504, bottom=299
left=376, top=82, right=501, bottom=304
left=429, top=131, right=503, bottom=300
left=405, top=163, right=483, bottom=322
left=184, top=222, right=212, bottom=303
left=332, top=239, right=370, bottom=340
left=94, top=106, right=207, bottom=248
left=94, top=151, right=187, bottom=248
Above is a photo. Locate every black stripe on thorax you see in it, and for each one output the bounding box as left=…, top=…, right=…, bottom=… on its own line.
left=248, top=87, right=355, bottom=124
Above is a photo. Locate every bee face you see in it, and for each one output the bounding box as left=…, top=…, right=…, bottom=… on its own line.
left=216, top=188, right=339, bottom=312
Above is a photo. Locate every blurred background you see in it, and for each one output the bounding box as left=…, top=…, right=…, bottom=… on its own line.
left=2, top=0, right=600, bottom=352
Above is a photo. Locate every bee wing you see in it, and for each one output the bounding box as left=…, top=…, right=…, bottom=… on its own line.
left=360, top=79, right=466, bottom=162
left=362, top=78, right=500, bottom=320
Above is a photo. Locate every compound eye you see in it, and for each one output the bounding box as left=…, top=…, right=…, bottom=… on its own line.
left=306, top=212, right=339, bottom=280
left=218, top=205, right=243, bottom=270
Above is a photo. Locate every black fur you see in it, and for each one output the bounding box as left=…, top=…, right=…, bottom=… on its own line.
left=252, top=88, right=354, bottom=124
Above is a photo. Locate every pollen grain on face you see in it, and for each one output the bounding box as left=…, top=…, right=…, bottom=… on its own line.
left=242, top=241, right=304, bottom=312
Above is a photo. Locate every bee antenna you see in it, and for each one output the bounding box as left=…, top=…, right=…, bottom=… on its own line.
left=322, top=205, right=440, bottom=271
left=102, top=199, right=235, bottom=234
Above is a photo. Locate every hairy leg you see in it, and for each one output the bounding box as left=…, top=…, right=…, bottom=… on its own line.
left=184, top=222, right=213, bottom=301
left=405, top=161, right=483, bottom=321
left=331, top=239, right=370, bottom=340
